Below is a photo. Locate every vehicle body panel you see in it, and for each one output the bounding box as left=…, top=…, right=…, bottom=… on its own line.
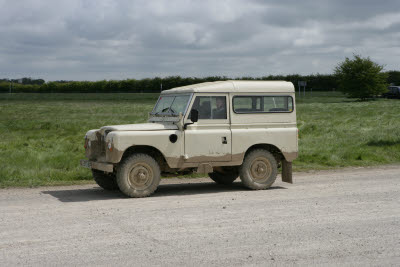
left=105, top=130, right=183, bottom=166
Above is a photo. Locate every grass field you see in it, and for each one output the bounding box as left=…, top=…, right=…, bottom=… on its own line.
left=1, top=92, right=399, bottom=187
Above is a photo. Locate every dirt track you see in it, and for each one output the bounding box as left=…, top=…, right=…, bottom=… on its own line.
left=1, top=166, right=399, bottom=266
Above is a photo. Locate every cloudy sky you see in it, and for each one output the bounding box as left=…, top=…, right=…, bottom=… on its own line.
left=0, top=0, right=399, bottom=81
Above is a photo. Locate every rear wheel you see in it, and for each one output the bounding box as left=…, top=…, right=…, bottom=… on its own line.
left=92, top=170, right=118, bottom=190
left=239, top=149, right=278, bottom=190
left=209, top=167, right=239, bottom=185
left=117, top=153, right=161, bottom=198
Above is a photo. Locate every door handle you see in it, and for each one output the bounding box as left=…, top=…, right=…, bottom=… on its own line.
left=222, top=137, right=228, bottom=144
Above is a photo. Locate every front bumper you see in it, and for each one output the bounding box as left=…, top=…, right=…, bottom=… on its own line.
left=80, top=159, right=114, bottom=173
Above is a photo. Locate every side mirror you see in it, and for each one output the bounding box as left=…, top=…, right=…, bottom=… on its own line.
left=190, top=109, right=199, bottom=123
left=184, top=109, right=199, bottom=130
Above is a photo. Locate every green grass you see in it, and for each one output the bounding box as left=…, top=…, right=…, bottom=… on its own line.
left=0, top=92, right=399, bottom=187
left=295, top=92, right=400, bottom=170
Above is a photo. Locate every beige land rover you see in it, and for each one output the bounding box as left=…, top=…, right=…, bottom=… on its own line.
left=80, top=81, right=298, bottom=197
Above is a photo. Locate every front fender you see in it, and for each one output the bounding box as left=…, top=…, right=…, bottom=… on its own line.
left=105, top=130, right=184, bottom=164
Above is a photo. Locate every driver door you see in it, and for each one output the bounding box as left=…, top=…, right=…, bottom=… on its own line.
left=184, top=94, right=232, bottom=162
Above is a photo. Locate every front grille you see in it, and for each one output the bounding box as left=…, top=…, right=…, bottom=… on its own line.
left=86, top=132, right=105, bottom=160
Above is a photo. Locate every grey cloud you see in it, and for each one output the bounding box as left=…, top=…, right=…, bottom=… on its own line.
left=0, top=0, right=398, bottom=81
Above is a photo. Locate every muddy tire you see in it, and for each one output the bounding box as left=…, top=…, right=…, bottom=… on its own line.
left=116, top=153, right=161, bottom=198
left=239, top=149, right=278, bottom=190
left=209, top=168, right=239, bottom=185
left=92, top=170, right=119, bottom=191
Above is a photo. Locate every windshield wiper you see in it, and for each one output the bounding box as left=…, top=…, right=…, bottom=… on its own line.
left=153, top=107, right=177, bottom=116
left=162, top=107, right=177, bottom=114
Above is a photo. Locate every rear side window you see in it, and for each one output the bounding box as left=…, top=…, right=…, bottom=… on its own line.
left=233, top=96, right=293, bottom=113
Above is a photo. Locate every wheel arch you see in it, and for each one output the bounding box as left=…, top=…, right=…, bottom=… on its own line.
left=243, top=143, right=285, bottom=163
left=120, top=145, right=170, bottom=172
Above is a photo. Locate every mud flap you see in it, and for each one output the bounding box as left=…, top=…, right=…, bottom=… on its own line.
left=282, top=160, right=293, bottom=184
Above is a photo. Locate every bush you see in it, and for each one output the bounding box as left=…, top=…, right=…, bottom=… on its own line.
left=334, top=54, right=388, bottom=100
left=386, top=70, right=400, bottom=85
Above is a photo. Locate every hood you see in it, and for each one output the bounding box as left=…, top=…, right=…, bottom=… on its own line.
left=99, top=123, right=178, bottom=134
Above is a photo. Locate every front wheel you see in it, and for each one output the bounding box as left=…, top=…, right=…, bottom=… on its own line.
left=117, top=153, right=161, bottom=198
left=239, top=149, right=278, bottom=190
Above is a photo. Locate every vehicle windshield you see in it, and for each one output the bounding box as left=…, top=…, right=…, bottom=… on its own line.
left=152, top=95, right=191, bottom=116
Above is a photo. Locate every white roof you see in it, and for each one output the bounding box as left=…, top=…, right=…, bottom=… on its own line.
left=161, top=80, right=295, bottom=94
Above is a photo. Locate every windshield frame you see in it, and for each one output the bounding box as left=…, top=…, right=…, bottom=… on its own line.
left=150, top=93, right=193, bottom=117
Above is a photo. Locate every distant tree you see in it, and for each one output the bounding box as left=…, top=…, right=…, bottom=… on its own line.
left=33, top=79, right=45, bottom=85
left=334, top=54, right=388, bottom=100
left=386, top=70, right=400, bottom=85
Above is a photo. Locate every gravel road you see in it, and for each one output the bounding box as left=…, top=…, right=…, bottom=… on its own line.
left=1, top=166, right=399, bottom=266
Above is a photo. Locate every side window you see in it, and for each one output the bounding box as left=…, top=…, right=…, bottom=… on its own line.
left=263, top=96, right=293, bottom=112
left=190, top=96, right=227, bottom=120
left=233, top=96, right=262, bottom=113
left=233, top=96, right=293, bottom=113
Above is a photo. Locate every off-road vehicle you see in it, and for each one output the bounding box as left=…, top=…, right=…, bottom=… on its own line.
left=80, top=81, right=298, bottom=197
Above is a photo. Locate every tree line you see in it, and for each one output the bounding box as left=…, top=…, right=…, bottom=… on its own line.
left=1, top=71, right=399, bottom=94
left=0, top=77, right=45, bottom=85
